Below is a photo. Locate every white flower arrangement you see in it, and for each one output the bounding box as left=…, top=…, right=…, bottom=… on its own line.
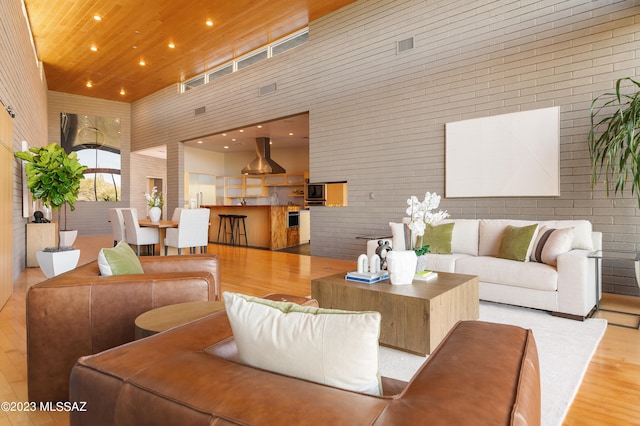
left=406, top=191, right=449, bottom=255
left=144, top=186, right=164, bottom=207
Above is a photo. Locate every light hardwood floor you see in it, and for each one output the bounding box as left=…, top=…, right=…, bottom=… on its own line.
left=1, top=235, right=639, bottom=425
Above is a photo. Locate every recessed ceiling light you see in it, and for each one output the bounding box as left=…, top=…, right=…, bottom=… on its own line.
left=90, top=45, right=98, bottom=52
left=119, top=88, right=125, bottom=95
left=289, top=132, right=294, bottom=136
left=257, top=125, right=262, bottom=128
left=232, top=138, right=236, bottom=141
left=93, top=15, right=102, bottom=21
left=86, top=81, right=93, bottom=88
left=239, top=129, right=244, bottom=132
left=168, top=42, right=175, bottom=49
left=139, top=59, right=146, bottom=66
left=205, top=19, right=214, bottom=27
left=224, top=145, right=229, bottom=149
left=197, top=140, right=203, bottom=144
left=222, top=133, right=227, bottom=136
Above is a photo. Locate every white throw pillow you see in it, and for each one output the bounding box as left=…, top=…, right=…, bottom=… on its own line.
left=530, top=226, right=574, bottom=266
left=223, top=292, right=382, bottom=395
left=539, top=220, right=592, bottom=250
left=442, top=219, right=479, bottom=256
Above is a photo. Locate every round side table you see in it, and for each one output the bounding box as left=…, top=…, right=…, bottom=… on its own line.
left=134, top=300, right=225, bottom=340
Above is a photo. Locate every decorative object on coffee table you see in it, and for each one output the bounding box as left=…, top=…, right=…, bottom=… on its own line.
left=386, top=250, right=417, bottom=285
left=405, top=191, right=449, bottom=255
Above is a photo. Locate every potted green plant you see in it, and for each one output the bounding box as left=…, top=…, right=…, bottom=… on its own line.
left=15, top=143, right=87, bottom=277
left=589, top=77, right=640, bottom=206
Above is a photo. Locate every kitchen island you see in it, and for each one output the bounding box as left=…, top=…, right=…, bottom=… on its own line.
left=203, top=205, right=300, bottom=250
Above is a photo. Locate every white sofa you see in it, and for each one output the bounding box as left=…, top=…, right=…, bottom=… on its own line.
left=368, top=219, right=601, bottom=319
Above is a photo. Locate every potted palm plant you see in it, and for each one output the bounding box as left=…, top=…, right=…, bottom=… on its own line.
left=15, top=143, right=88, bottom=277
left=589, top=77, right=640, bottom=289
left=589, top=77, right=640, bottom=206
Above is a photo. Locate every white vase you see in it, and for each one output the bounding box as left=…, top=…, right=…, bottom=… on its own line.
left=58, top=229, right=78, bottom=248
left=386, top=250, right=417, bottom=285
left=148, top=206, right=162, bottom=223
left=36, top=249, right=81, bottom=278
left=416, top=254, right=428, bottom=273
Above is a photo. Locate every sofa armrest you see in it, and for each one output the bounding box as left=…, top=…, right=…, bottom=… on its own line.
left=140, top=254, right=220, bottom=300
left=374, top=321, right=540, bottom=425
left=556, top=249, right=598, bottom=318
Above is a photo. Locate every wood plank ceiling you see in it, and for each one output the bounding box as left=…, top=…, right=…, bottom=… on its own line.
left=23, top=0, right=357, bottom=102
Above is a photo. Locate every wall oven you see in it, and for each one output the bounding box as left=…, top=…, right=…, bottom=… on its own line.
left=305, top=183, right=326, bottom=206
left=287, top=211, right=300, bottom=228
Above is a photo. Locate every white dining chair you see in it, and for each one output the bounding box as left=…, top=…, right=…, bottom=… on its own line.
left=108, top=208, right=126, bottom=247
left=171, top=207, right=183, bottom=221
left=164, top=208, right=211, bottom=255
left=122, top=208, right=159, bottom=256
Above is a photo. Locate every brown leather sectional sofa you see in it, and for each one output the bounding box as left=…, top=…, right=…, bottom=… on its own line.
left=27, top=254, right=220, bottom=403
left=69, top=310, right=541, bottom=425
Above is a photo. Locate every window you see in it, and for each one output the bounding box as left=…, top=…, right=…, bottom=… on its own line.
left=180, top=28, right=309, bottom=93
left=207, top=64, right=233, bottom=82
left=272, top=31, right=309, bottom=56
left=184, top=75, right=205, bottom=91
left=237, top=49, right=268, bottom=70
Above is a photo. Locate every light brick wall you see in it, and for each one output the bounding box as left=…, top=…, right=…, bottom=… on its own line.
left=1, top=0, right=48, bottom=279
left=131, top=0, right=640, bottom=295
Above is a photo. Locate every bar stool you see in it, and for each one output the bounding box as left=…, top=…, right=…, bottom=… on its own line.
left=231, top=215, right=248, bottom=246
left=216, top=214, right=235, bottom=244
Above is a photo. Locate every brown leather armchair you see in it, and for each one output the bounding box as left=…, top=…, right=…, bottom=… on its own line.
left=27, top=253, right=220, bottom=403
left=70, top=314, right=541, bottom=425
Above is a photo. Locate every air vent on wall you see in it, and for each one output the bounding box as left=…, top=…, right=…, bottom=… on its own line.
left=259, top=82, right=278, bottom=96
left=194, top=106, right=206, bottom=116
left=397, top=37, right=415, bottom=54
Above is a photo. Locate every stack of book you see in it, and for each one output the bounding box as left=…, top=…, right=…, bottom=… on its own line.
left=345, top=270, right=389, bottom=284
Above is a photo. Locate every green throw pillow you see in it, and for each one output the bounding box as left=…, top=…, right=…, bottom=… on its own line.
left=497, top=224, right=538, bottom=262
left=423, top=222, right=455, bottom=254
left=97, top=241, right=144, bottom=276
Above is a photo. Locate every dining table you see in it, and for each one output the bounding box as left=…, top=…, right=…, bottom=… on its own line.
left=138, top=219, right=178, bottom=256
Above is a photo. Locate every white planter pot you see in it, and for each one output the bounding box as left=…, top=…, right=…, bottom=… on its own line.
left=386, top=250, right=417, bottom=285
left=36, top=249, right=81, bottom=278
left=59, top=230, right=78, bottom=248
left=148, top=206, right=162, bottom=223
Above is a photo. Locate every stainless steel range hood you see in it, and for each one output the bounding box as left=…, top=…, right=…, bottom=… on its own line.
left=241, top=137, right=286, bottom=175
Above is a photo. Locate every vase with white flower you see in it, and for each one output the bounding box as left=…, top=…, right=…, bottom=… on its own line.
left=145, top=186, right=164, bottom=223
left=406, top=191, right=449, bottom=271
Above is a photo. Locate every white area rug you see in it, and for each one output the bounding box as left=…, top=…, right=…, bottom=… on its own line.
left=378, top=301, right=607, bottom=426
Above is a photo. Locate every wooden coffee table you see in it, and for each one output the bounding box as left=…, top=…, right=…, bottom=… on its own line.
left=311, top=272, right=479, bottom=355
left=134, top=300, right=225, bottom=339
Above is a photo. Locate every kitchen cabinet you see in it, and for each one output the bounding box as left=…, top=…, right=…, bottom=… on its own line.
left=204, top=205, right=299, bottom=250
left=299, top=210, right=310, bottom=244
left=326, top=183, right=348, bottom=206
left=263, top=173, right=305, bottom=186
left=223, top=176, right=267, bottom=202
left=287, top=227, right=300, bottom=246
left=263, top=173, right=305, bottom=198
